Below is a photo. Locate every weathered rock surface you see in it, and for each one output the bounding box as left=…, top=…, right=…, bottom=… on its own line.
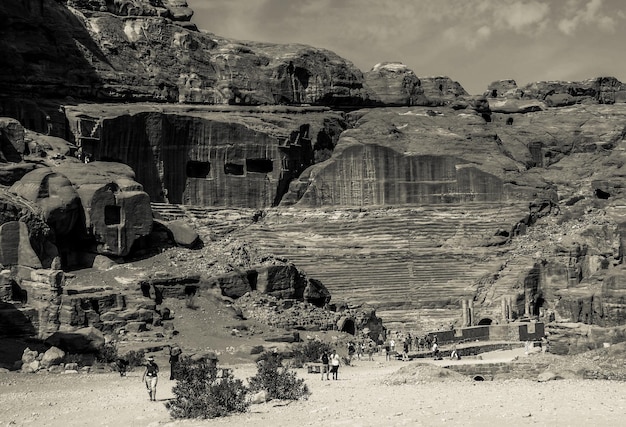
left=10, top=161, right=153, bottom=258
left=363, top=62, right=425, bottom=106
left=486, top=77, right=626, bottom=105
left=0, top=0, right=370, bottom=105
left=64, top=104, right=347, bottom=207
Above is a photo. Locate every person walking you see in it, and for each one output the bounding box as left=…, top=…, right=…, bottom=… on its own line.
left=320, top=350, right=330, bottom=380
left=168, top=344, right=182, bottom=380
left=330, top=349, right=340, bottom=380
left=142, top=356, right=159, bottom=401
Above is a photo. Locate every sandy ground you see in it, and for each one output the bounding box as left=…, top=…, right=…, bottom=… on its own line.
left=1, top=348, right=626, bottom=427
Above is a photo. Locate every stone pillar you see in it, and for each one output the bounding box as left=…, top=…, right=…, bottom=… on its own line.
left=468, top=299, right=474, bottom=326
left=501, top=298, right=508, bottom=323
left=462, top=299, right=468, bottom=327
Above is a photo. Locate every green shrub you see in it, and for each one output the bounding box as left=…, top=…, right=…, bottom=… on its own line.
left=168, top=356, right=249, bottom=419
left=122, top=349, right=145, bottom=369
left=248, top=352, right=309, bottom=401
left=96, top=342, right=118, bottom=364
left=290, top=340, right=333, bottom=367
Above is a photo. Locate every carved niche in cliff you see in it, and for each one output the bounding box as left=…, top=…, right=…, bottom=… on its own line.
left=65, top=107, right=346, bottom=208
left=10, top=162, right=152, bottom=258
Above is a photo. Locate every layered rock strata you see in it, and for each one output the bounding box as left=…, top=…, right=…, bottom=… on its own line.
left=0, top=0, right=370, bottom=105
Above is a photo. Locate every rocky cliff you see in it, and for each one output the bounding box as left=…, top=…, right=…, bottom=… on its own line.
left=1, top=0, right=626, bottom=353
left=0, top=0, right=370, bottom=105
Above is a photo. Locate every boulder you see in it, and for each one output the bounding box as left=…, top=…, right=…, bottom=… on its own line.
left=21, top=360, right=40, bottom=373
left=162, top=0, right=193, bottom=21
left=250, top=390, right=270, bottom=404
left=10, top=169, right=82, bottom=238
left=45, top=326, right=105, bottom=353
left=40, top=346, right=66, bottom=368
left=165, top=220, right=200, bottom=248
left=21, top=348, right=39, bottom=364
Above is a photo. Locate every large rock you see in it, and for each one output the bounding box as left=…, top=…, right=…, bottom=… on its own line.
left=10, top=168, right=82, bottom=237
left=45, top=326, right=105, bottom=353
left=363, top=62, right=425, bottom=106
left=40, top=346, right=66, bottom=368
left=50, top=162, right=153, bottom=256
left=164, top=220, right=200, bottom=248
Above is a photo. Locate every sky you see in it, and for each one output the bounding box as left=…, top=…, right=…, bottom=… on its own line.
left=186, top=0, right=626, bottom=94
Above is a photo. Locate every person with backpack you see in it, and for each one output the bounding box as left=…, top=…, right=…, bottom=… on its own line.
left=320, top=351, right=330, bottom=380
left=142, top=356, right=159, bottom=401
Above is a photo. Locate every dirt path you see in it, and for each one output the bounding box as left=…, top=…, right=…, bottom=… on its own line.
left=1, top=351, right=625, bottom=427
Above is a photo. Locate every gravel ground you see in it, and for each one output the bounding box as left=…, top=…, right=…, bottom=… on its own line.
left=1, top=347, right=626, bottom=427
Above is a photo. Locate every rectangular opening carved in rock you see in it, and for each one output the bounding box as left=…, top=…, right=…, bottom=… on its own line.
left=186, top=160, right=211, bottom=178
left=104, top=205, right=122, bottom=225
left=246, top=158, right=273, bottom=173
left=224, top=163, right=244, bottom=175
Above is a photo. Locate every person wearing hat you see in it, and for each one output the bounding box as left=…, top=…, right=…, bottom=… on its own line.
left=142, top=356, right=159, bottom=401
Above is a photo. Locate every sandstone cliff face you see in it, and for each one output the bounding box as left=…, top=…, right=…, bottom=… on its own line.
left=64, top=104, right=347, bottom=207
left=363, top=62, right=425, bottom=106
left=486, top=77, right=626, bottom=106
left=0, top=0, right=370, bottom=105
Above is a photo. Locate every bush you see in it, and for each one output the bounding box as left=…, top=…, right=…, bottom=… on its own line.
left=290, top=340, right=333, bottom=367
left=96, top=342, right=118, bottom=364
left=168, top=357, right=249, bottom=419
left=248, top=352, right=309, bottom=401
left=122, top=349, right=145, bottom=369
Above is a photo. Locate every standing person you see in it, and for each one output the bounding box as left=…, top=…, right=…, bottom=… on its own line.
left=347, top=342, right=356, bottom=364
left=450, top=343, right=460, bottom=360
left=432, top=341, right=440, bottom=360
left=320, top=350, right=330, bottom=380
left=142, top=356, right=159, bottom=401
left=402, top=339, right=409, bottom=361
left=330, top=349, right=340, bottom=380
left=169, top=344, right=182, bottom=380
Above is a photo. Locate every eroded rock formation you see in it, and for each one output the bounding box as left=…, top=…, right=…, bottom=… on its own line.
left=0, top=0, right=370, bottom=105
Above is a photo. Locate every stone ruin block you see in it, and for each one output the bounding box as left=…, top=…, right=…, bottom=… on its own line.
left=77, top=182, right=152, bottom=256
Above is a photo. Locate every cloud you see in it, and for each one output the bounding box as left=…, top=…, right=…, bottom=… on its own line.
left=492, top=1, right=550, bottom=33
left=557, top=0, right=617, bottom=35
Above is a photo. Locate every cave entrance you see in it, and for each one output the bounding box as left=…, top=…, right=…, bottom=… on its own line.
left=477, top=318, right=493, bottom=326
left=104, top=205, right=122, bottom=225
left=224, top=163, right=244, bottom=176
left=11, top=282, right=27, bottom=304
left=247, top=271, right=258, bottom=291
left=186, top=160, right=211, bottom=178
left=338, top=317, right=356, bottom=335
left=246, top=158, right=273, bottom=174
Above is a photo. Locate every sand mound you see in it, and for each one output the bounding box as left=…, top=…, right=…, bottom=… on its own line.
left=383, top=362, right=470, bottom=385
